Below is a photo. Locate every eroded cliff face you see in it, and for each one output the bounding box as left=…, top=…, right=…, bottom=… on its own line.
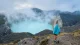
left=0, top=14, right=12, bottom=43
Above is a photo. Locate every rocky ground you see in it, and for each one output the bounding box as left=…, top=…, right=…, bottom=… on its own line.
left=18, top=34, right=80, bottom=45
left=1, top=30, right=80, bottom=45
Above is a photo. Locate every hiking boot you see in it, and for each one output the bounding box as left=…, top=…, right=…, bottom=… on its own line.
left=54, top=40, right=59, bottom=44
left=56, top=40, right=59, bottom=44
left=54, top=40, right=57, bottom=43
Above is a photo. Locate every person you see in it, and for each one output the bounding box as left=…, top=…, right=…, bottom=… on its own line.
left=53, top=20, right=60, bottom=43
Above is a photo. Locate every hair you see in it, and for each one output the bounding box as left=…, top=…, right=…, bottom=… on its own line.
left=56, top=20, right=58, bottom=24
left=54, top=20, right=58, bottom=25
left=52, top=15, right=63, bottom=27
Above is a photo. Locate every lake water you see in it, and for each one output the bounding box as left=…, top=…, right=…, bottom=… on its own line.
left=11, top=20, right=53, bottom=34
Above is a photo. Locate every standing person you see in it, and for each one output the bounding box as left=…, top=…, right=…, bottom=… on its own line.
left=51, top=14, right=62, bottom=44
left=53, top=20, right=60, bottom=43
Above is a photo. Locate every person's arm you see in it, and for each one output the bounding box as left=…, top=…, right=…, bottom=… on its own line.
left=58, top=25, right=60, bottom=34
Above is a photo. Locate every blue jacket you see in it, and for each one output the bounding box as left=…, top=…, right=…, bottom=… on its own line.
left=53, top=24, right=60, bottom=35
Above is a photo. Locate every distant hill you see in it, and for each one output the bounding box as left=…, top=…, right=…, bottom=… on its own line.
left=60, top=11, right=80, bottom=26
left=0, top=14, right=12, bottom=43
left=61, top=23, right=80, bottom=32
left=35, top=29, right=53, bottom=36
left=1, top=32, right=34, bottom=43
left=59, top=11, right=80, bottom=32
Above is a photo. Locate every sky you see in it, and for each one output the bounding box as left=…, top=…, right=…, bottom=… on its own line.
left=0, top=0, right=80, bottom=13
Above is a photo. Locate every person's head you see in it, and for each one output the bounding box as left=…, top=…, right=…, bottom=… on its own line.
left=56, top=20, right=58, bottom=24
left=54, top=20, right=58, bottom=25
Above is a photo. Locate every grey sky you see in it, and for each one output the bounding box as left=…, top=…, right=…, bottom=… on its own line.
left=0, top=0, right=80, bottom=13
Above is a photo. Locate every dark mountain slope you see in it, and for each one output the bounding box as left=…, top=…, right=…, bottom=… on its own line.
left=60, top=12, right=80, bottom=26
left=35, top=29, right=53, bottom=36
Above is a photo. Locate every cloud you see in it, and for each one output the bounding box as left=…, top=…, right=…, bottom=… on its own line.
left=14, top=3, right=34, bottom=10
left=0, top=10, right=6, bottom=13
left=13, top=0, right=80, bottom=12
left=0, top=0, right=80, bottom=12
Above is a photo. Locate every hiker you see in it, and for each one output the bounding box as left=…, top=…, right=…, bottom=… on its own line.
left=53, top=20, right=60, bottom=43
